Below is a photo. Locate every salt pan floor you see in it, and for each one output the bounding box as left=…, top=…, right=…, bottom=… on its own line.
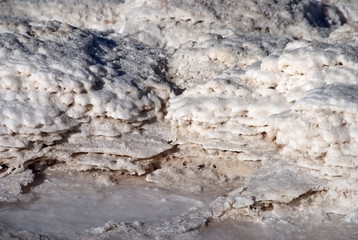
left=0, top=168, right=205, bottom=238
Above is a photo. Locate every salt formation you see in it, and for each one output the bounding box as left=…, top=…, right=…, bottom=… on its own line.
left=168, top=33, right=291, bottom=88
left=167, top=78, right=285, bottom=158
left=1, top=0, right=358, bottom=239
left=0, top=18, right=173, bottom=187
left=2, top=0, right=351, bottom=48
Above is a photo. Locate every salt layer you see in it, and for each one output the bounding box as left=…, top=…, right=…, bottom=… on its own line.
left=167, top=78, right=287, bottom=158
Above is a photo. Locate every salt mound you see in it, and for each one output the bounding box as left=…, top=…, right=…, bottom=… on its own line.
left=245, top=40, right=358, bottom=101
left=0, top=18, right=173, bottom=180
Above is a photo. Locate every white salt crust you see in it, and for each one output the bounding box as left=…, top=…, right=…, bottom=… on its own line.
left=2, top=0, right=354, bottom=48
left=168, top=33, right=291, bottom=88
left=167, top=78, right=287, bottom=158
left=165, top=21, right=358, bottom=227
left=0, top=0, right=358, bottom=238
left=0, top=18, right=173, bottom=179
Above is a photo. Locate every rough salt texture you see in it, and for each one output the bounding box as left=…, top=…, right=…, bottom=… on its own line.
left=168, top=33, right=291, bottom=88
left=166, top=37, right=358, bottom=222
left=1, top=0, right=358, bottom=238
left=271, top=84, right=358, bottom=198
left=0, top=18, right=173, bottom=182
left=167, top=78, right=287, bottom=158
left=2, top=0, right=354, bottom=48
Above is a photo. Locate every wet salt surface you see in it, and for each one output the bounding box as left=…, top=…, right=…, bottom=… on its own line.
left=2, top=170, right=357, bottom=239
left=201, top=220, right=358, bottom=240
left=0, top=170, right=205, bottom=238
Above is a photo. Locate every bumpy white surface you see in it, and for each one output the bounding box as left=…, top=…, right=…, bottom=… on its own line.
left=168, top=33, right=291, bottom=88
left=2, top=0, right=354, bottom=47
left=1, top=0, right=358, bottom=239
left=0, top=18, right=173, bottom=179
left=167, top=78, right=286, bottom=158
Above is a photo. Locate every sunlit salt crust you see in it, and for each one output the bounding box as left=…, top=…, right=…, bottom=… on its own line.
left=0, top=18, right=173, bottom=181
left=1, top=0, right=358, bottom=239
left=3, top=0, right=355, bottom=48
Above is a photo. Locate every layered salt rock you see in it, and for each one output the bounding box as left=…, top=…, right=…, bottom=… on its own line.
left=0, top=18, right=173, bottom=179
left=200, top=41, right=358, bottom=221
left=258, top=41, right=358, bottom=193
left=271, top=85, right=358, bottom=192
left=0, top=0, right=358, bottom=237
left=165, top=25, right=358, bottom=222
left=167, top=78, right=288, bottom=160
left=146, top=143, right=260, bottom=191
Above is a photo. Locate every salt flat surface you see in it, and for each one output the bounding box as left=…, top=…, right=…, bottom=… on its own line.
left=1, top=0, right=358, bottom=239
left=0, top=168, right=205, bottom=238
left=201, top=220, right=358, bottom=240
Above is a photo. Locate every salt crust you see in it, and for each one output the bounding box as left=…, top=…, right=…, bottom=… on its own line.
left=0, top=18, right=173, bottom=179
left=272, top=84, right=358, bottom=181
left=0, top=0, right=358, bottom=237
left=2, top=0, right=349, bottom=48
left=168, top=33, right=291, bottom=88
left=167, top=33, right=358, bottom=220
left=167, top=78, right=286, bottom=158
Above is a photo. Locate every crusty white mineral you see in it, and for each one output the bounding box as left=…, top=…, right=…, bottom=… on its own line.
left=1, top=0, right=358, bottom=239
left=0, top=18, right=173, bottom=179
left=167, top=78, right=287, bottom=158
left=168, top=33, right=291, bottom=88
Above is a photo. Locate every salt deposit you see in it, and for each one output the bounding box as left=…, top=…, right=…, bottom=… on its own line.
left=1, top=0, right=358, bottom=239
left=0, top=18, right=173, bottom=183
